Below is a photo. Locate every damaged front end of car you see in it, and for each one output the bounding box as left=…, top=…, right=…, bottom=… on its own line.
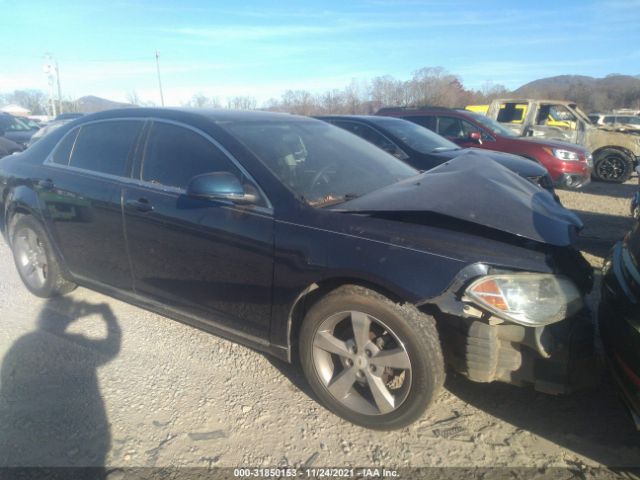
left=336, top=154, right=598, bottom=394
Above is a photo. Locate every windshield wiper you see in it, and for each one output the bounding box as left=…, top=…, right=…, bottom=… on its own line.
left=431, top=146, right=460, bottom=152
left=315, top=193, right=360, bottom=208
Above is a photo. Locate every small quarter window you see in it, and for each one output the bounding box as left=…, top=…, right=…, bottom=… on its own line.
left=51, top=129, right=79, bottom=165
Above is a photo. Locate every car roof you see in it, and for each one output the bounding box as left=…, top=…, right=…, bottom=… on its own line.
left=78, top=107, right=309, bottom=124
left=316, top=114, right=410, bottom=125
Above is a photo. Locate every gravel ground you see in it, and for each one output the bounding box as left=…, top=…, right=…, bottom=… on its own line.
left=0, top=180, right=639, bottom=470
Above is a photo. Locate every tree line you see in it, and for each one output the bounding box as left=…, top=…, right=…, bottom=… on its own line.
left=3, top=67, right=640, bottom=116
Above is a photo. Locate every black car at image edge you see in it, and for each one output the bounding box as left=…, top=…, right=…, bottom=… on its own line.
left=0, top=108, right=596, bottom=429
left=600, top=219, right=640, bottom=429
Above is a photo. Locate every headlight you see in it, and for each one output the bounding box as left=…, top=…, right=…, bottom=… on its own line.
left=465, top=273, right=583, bottom=326
left=586, top=153, right=593, bottom=167
left=545, top=148, right=580, bottom=161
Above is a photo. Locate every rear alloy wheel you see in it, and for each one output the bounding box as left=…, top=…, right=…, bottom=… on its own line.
left=10, top=216, right=76, bottom=298
left=593, top=149, right=634, bottom=183
left=300, top=285, right=444, bottom=430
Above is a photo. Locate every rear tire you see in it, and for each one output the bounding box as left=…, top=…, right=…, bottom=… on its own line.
left=10, top=216, right=76, bottom=298
left=593, top=149, right=634, bottom=183
left=299, top=285, right=444, bottom=430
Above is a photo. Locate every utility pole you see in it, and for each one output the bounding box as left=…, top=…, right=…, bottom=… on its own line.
left=43, top=53, right=57, bottom=118
left=155, top=50, right=165, bottom=106
left=55, top=60, right=63, bottom=114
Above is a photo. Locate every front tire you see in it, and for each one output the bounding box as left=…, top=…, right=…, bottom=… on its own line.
left=593, top=149, right=634, bottom=183
left=10, top=216, right=76, bottom=298
left=299, top=285, right=444, bottom=430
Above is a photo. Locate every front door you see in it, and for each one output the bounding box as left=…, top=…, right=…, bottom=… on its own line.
left=123, top=121, right=274, bottom=338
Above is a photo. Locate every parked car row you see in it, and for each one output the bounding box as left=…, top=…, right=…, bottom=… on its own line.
left=375, top=106, right=593, bottom=188
left=468, top=99, right=640, bottom=183
left=0, top=108, right=606, bottom=430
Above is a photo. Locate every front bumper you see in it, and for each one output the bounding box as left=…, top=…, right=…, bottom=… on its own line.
left=555, top=171, right=591, bottom=189
left=599, top=243, right=640, bottom=426
left=438, top=309, right=598, bottom=394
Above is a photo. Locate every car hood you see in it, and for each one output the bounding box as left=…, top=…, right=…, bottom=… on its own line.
left=514, top=136, right=586, bottom=152
left=432, top=148, right=547, bottom=177
left=333, top=153, right=582, bottom=247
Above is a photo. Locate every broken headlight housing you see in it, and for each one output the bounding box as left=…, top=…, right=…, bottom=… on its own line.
left=465, top=273, right=583, bottom=326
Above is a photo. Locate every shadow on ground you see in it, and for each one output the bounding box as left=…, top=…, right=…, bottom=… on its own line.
left=578, top=181, right=639, bottom=201
left=445, top=371, right=640, bottom=467
left=573, top=210, right=635, bottom=259
left=0, top=297, right=120, bottom=473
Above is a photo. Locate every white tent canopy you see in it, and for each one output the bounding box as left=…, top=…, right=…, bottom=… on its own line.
left=0, top=104, right=31, bottom=116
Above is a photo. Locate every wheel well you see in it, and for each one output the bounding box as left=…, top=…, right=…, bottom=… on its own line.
left=287, top=277, right=404, bottom=359
left=5, top=208, right=31, bottom=241
left=593, top=146, right=634, bottom=162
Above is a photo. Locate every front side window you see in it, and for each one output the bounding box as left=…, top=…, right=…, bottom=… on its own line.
left=69, top=121, right=142, bottom=176
left=437, top=116, right=463, bottom=138
left=142, top=122, right=241, bottom=190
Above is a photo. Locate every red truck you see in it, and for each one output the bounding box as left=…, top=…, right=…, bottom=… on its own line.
left=376, top=107, right=592, bottom=188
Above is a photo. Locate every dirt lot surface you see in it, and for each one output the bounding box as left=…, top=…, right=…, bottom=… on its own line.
left=0, top=180, right=638, bottom=470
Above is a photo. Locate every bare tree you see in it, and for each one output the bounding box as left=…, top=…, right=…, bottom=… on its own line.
left=184, top=93, right=221, bottom=108
left=226, top=96, right=257, bottom=110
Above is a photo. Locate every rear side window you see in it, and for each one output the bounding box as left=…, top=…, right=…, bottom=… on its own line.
left=603, top=116, right=615, bottom=124
left=69, top=121, right=142, bottom=176
left=51, top=129, right=80, bottom=165
left=142, top=122, right=240, bottom=189
left=333, top=121, right=396, bottom=150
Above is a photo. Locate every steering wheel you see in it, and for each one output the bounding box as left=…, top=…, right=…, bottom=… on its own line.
left=308, top=164, right=336, bottom=195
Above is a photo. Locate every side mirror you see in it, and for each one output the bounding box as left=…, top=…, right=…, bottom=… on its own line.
left=468, top=131, right=482, bottom=143
left=186, top=172, right=258, bottom=204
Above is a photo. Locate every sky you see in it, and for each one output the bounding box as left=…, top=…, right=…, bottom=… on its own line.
left=1, top=0, right=640, bottom=106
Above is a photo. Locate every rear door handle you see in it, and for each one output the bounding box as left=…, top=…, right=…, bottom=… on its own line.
left=125, top=198, right=154, bottom=213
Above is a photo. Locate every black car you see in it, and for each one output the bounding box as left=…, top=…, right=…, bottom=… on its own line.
left=317, top=115, right=555, bottom=193
left=54, top=112, right=84, bottom=122
left=0, top=134, right=23, bottom=158
left=600, top=213, right=640, bottom=429
left=0, top=113, right=38, bottom=147
left=0, top=108, right=595, bottom=429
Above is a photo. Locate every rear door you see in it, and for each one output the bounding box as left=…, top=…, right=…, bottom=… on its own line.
left=123, top=120, right=274, bottom=338
left=40, top=119, right=144, bottom=289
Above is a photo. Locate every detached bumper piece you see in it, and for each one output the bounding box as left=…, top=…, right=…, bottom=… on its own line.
left=439, top=312, right=599, bottom=394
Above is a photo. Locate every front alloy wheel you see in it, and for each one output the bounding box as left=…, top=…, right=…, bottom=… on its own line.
left=299, top=285, right=444, bottom=430
left=312, top=310, right=412, bottom=415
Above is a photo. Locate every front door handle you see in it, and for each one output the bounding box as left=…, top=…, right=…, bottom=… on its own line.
left=125, top=198, right=154, bottom=213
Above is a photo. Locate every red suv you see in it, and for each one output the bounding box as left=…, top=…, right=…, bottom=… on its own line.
left=376, top=107, right=592, bottom=188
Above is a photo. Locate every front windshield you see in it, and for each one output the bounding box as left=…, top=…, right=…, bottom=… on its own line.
left=373, top=118, right=459, bottom=153
left=220, top=118, right=418, bottom=207
left=465, top=111, right=518, bottom=137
